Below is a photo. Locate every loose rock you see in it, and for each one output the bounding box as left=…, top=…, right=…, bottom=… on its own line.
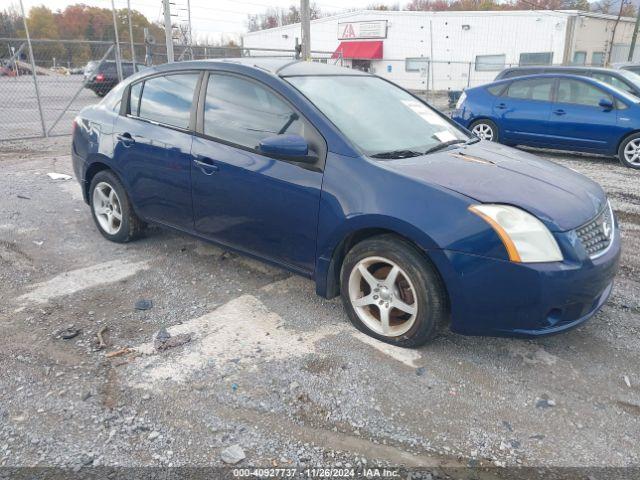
left=221, top=444, right=246, bottom=464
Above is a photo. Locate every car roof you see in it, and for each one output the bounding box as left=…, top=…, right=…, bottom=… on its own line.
left=141, top=58, right=368, bottom=77
left=502, top=65, right=620, bottom=74
left=481, top=73, right=616, bottom=89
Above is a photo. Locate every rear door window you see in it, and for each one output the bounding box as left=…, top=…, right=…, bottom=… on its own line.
left=556, top=79, right=612, bottom=107
left=505, top=78, right=554, bottom=101
left=202, top=73, right=303, bottom=149
left=137, top=73, right=199, bottom=129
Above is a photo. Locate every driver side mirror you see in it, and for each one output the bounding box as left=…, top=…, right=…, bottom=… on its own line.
left=599, top=98, right=614, bottom=110
left=258, top=134, right=317, bottom=163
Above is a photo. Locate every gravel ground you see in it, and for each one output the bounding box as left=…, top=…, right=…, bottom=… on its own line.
left=0, top=138, right=638, bottom=477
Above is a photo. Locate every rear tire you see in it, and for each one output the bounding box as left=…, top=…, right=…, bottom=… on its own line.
left=469, top=119, right=499, bottom=142
left=617, top=133, right=640, bottom=169
left=340, top=234, right=448, bottom=348
left=89, top=170, right=144, bottom=243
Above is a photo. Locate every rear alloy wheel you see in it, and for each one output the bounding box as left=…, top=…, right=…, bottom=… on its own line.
left=93, top=182, right=123, bottom=235
left=340, top=234, right=447, bottom=347
left=89, top=170, right=145, bottom=243
left=618, top=133, right=640, bottom=169
left=470, top=119, right=498, bottom=142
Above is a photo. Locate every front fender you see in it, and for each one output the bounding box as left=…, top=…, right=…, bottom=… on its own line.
left=314, top=214, right=445, bottom=299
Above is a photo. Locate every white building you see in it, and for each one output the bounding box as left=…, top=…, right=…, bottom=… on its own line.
left=243, top=9, right=640, bottom=91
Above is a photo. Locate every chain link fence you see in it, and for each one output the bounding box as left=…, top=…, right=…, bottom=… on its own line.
left=0, top=32, right=625, bottom=140
left=0, top=33, right=337, bottom=141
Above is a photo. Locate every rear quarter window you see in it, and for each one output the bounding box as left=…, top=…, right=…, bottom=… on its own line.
left=486, top=84, right=506, bottom=96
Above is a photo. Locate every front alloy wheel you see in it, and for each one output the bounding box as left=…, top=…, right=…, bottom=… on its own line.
left=340, top=234, right=448, bottom=347
left=348, top=256, right=418, bottom=337
left=619, top=134, right=640, bottom=169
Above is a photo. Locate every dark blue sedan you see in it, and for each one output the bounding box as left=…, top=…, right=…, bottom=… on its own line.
left=451, top=73, right=640, bottom=169
left=72, top=60, right=620, bottom=347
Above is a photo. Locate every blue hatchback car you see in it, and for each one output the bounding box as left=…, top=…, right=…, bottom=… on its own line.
left=72, top=60, right=620, bottom=347
left=452, top=73, right=640, bottom=169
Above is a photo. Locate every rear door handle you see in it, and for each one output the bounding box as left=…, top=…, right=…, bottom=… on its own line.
left=553, top=109, right=566, bottom=116
left=495, top=103, right=507, bottom=110
left=116, top=132, right=135, bottom=146
left=193, top=156, right=219, bottom=175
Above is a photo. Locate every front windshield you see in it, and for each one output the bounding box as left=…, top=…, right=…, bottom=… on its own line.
left=287, top=75, right=469, bottom=157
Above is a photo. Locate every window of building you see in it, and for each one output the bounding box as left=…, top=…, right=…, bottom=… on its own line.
left=475, top=54, right=506, bottom=72
left=592, top=52, right=605, bottom=66
left=519, top=52, right=553, bottom=66
left=203, top=74, right=303, bottom=150
left=556, top=78, right=612, bottom=107
left=505, top=78, right=554, bottom=101
left=405, top=57, right=429, bottom=72
left=137, top=73, right=199, bottom=129
left=572, top=51, right=587, bottom=65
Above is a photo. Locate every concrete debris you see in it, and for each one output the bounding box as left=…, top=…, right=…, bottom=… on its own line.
left=220, top=445, right=246, bottom=464
left=154, top=328, right=191, bottom=351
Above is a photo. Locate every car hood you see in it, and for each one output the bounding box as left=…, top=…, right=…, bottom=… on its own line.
left=386, top=141, right=606, bottom=232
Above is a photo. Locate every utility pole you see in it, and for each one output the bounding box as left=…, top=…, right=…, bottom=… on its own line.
left=127, top=0, right=136, bottom=66
left=607, top=0, right=627, bottom=65
left=110, top=0, right=123, bottom=81
left=187, top=0, right=193, bottom=58
left=629, top=7, right=640, bottom=61
left=19, top=0, right=46, bottom=137
left=301, top=0, right=311, bottom=61
left=163, top=0, right=175, bottom=63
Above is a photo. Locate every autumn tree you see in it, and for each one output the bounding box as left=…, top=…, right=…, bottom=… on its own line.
left=247, top=3, right=323, bottom=32
left=0, top=6, right=21, bottom=38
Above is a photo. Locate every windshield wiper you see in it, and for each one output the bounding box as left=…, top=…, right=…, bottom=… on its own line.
left=369, top=149, right=424, bottom=159
left=423, top=139, right=468, bottom=155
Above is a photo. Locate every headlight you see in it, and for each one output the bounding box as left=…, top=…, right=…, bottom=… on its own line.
left=455, top=91, right=467, bottom=110
left=469, top=204, right=563, bottom=263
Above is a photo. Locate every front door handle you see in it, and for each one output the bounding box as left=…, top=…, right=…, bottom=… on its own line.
left=116, top=132, right=135, bottom=147
left=495, top=103, right=507, bottom=110
left=553, top=109, right=566, bottom=116
left=193, top=156, right=219, bottom=175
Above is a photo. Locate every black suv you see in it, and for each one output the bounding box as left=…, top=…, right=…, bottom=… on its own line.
left=84, top=61, right=142, bottom=97
left=495, top=66, right=640, bottom=98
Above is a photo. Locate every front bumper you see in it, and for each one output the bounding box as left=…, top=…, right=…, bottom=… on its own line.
left=430, top=222, right=621, bottom=337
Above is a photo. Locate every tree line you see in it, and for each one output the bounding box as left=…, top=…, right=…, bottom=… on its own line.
left=247, top=0, right=637, bottom=32
left=0, top=4, right=165, bottom=67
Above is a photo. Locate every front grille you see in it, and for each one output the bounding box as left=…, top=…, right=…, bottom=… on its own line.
left=576, top=204, right=614, bottom=258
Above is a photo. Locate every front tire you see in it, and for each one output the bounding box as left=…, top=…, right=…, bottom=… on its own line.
left=617, top=133, right=640, bottom=169
left=340, top=234, right=448, bottom=348
left=469, top=119, right=499, bottom=142
left=89, top=170, right=144, bottom=243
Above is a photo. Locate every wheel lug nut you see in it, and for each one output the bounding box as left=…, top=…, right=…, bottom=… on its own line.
left=373, top=295, right=378, bottom=299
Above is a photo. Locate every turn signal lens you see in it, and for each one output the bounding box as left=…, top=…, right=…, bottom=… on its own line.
left=469, top=204, right=563, bottom=263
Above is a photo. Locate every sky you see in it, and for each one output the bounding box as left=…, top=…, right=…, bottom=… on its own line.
left=13, top=0, right=392, bottom=43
